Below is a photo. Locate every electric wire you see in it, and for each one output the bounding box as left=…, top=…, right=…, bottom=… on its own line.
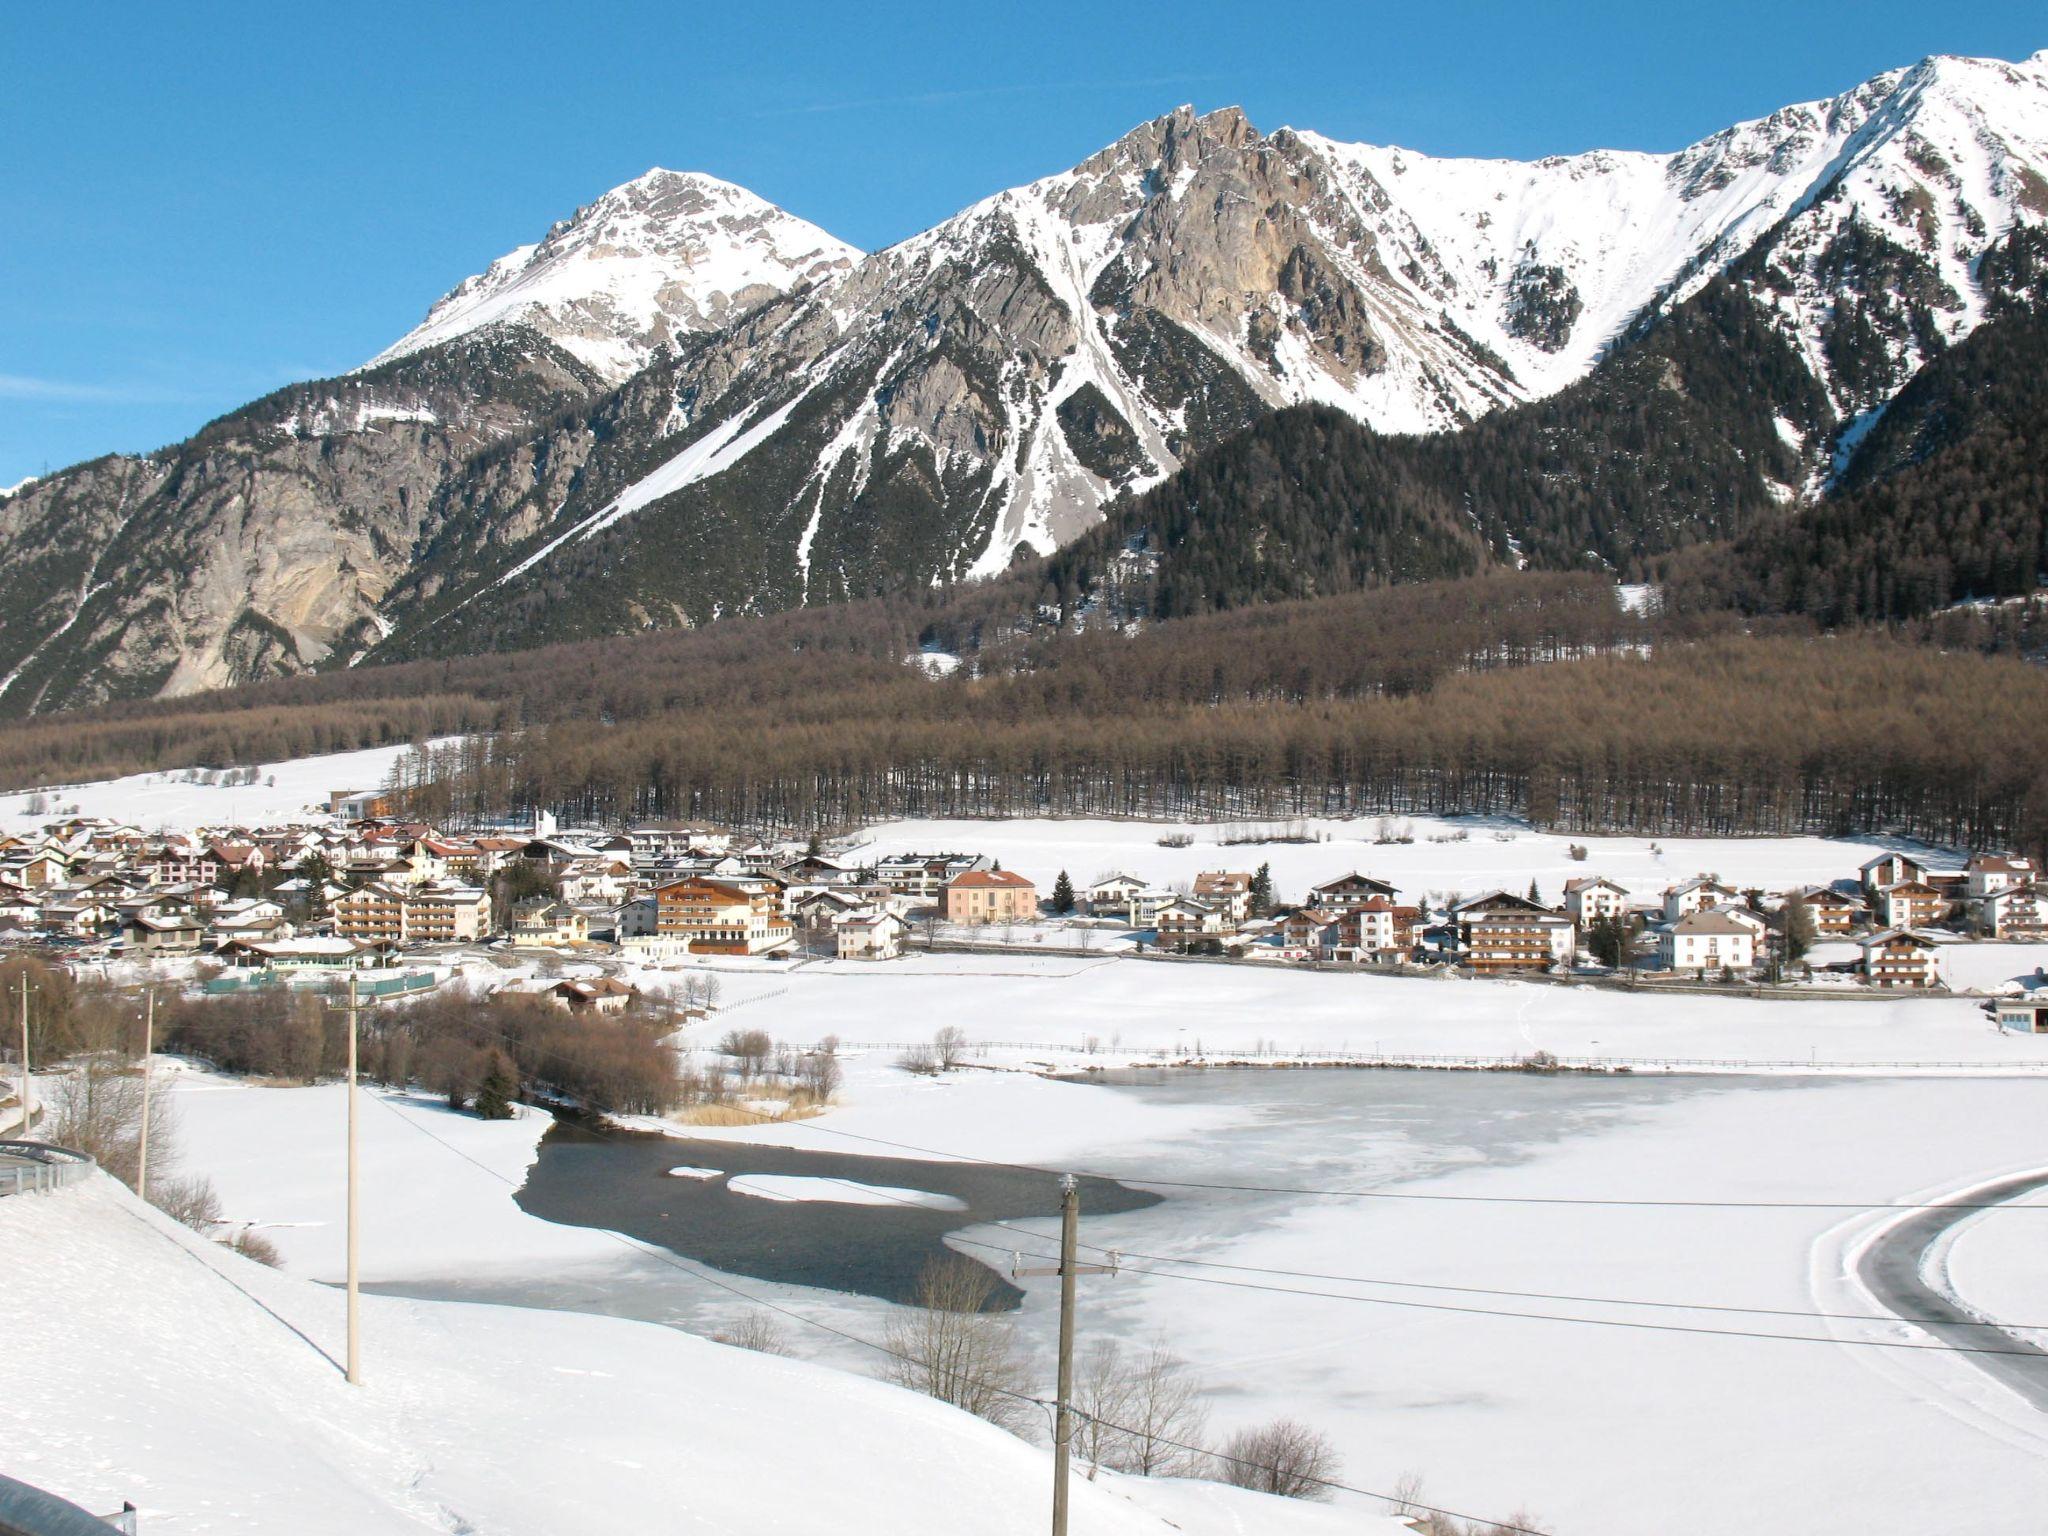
left=363, top=1087, right=1554, bottom=1536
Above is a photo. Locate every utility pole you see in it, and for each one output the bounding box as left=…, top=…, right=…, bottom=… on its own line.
left=1053, top=1176, right=1078, bottom=1536
left=345, top=977, right=362, bottom=1386
left=323, top=976, right=372, bottom=1386
left=1012, top=1176, right=1120, bottom=1536
left=15, top=971, right=30, bottom=1138
left=137, top=990, right=155, bottom=1203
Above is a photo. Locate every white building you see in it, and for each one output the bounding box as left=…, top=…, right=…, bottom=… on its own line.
left=1562, top=876, right=1630, bottom=926
left=1662, top=876, right=1738, bottom=925
left=1659, top=910, right=1756, bottom=973
left=1086, top=873, right=1147, bottom=914
left=836, top=910, right=907, bottom=961
left=1967, top=853, right=2036, bottom=901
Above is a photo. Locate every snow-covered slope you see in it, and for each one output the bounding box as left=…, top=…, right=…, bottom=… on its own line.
left=0, top=1175, right=1399, bottom=1536
left=422, top=48, right=2047, bottom=613
left=368, top=169, right=860, bottom=383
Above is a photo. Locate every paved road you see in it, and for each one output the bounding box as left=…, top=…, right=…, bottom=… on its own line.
left=1857, top=1171, right=2048, bottom=1410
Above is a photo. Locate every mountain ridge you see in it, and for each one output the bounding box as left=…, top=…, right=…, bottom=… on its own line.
left=2, top=47, right=2044, bottom=710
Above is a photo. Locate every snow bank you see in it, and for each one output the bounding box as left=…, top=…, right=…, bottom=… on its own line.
left=728, top=1173, right=967, bottom=1210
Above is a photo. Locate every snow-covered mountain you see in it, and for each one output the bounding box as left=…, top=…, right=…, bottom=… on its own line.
left=367, top=169, right=860, bottom=382
left=4, top=50, right=2046, bottom=708
left=385, top=47, right=2047, bottom=641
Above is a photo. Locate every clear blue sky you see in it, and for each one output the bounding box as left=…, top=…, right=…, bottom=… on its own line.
left=2, top=1, right=2041, bottom=487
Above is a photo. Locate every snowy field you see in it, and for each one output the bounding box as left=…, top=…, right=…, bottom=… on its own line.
left=0, top=739, right=432, bottom=831
left=851, top=813, right=1963, bottom=907
left=1940, top=1185, right=2048, bottom=1351
left=159, top=1055, right=2048, bottom=1536
left=625, top=950, right=2048, bottom=1071
left=0, top=1176, right=1393, bottom=1536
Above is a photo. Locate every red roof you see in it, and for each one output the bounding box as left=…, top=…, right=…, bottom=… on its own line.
left=947, top=870, right=1035, bottom=890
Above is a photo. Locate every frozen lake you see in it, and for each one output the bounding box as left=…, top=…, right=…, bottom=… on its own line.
left=362, top=1065, right=2048, bottom=1536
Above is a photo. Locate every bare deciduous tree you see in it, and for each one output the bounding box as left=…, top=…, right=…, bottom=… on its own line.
left=716, top=1028, right=774, bottom=1078
left=933, top=1025, right=969, bottom=1071
left=44, top=1055, right=147, bottom=1187
left=1215, top=1417, right=1340, bottom=1501
left=881, top=1256, right=1036, bottom=1436
left=1391, top=1471, right=1428, bottom=1518
left=1074, top=1340, right=1208, bottom=1477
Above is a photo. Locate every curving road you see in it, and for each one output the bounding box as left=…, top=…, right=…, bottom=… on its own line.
left=1857, top=1171, right=2048, bottom=1410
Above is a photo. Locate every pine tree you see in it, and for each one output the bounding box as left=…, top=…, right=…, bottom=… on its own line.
left=1052, top=870, right=1076, bottom=914
left=1528, top=878, right=1541, bottom=904
left=1782, top=895, right=1816, bottom=962
left=1250, top=862, right=1274, bottom=916
left=473, top=1050, right=518, bottom=1121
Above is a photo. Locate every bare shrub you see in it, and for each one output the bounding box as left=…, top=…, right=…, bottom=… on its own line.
left=1214, top=1417, right=1340, bottom=1501
left=226, top=1227, right=283, bottom=1267
left=712, top=1312, right=794, bottom=1356
left=800, top=1036, right=842, bottom=1102
left=149, top=1174, right=223, bottom=1231
left=1415, top=1512, right=1554, bottom=1536
left=896, top=1041, right=939, bottom=1075
left=881, top=1256, right=1036, bottom=1435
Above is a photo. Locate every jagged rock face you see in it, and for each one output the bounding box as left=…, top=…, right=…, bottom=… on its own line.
left=5, top=51, right=2047, bottom=704
left=384, top=55, right=2046, bottom=659
left=0, top=331, right=604, bottom=710
left=367, top=170, right=859, bottom=383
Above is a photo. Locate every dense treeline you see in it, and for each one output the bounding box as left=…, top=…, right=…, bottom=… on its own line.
left=384, top=631, right=2048, bottom=855
left=12, top=565, right=2045, bottom=854
left=0, top=571, right=1629, bottom=791
left=1663, top=251, right=2048, bottom=626
left=1032, top=406, right=1488, bottom=620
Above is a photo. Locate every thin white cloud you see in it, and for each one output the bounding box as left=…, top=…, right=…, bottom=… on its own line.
left=0, top=373, right=200, bottom=405
left=755, top=74, right=1225, bottom=118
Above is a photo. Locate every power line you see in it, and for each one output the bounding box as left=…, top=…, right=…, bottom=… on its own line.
left=362, top=1089, right=1554, bottom=1536
left=337, top=990, right=2048, bottom=1214
left=953, top=1231, right=2048, bottom=1332
left=310, top=1011, right=2048, bottom=1340
left=626, top=1073, right=2048, bottom=1213
left=362, top=1054, right=2048, bottom=1362
left=944, top=1234, right=2048, bottom=1359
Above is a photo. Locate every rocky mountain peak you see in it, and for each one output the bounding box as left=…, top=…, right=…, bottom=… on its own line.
left=5, top=50, right=2046, bottom=712
left=366, top=168, right=860, bottom=384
